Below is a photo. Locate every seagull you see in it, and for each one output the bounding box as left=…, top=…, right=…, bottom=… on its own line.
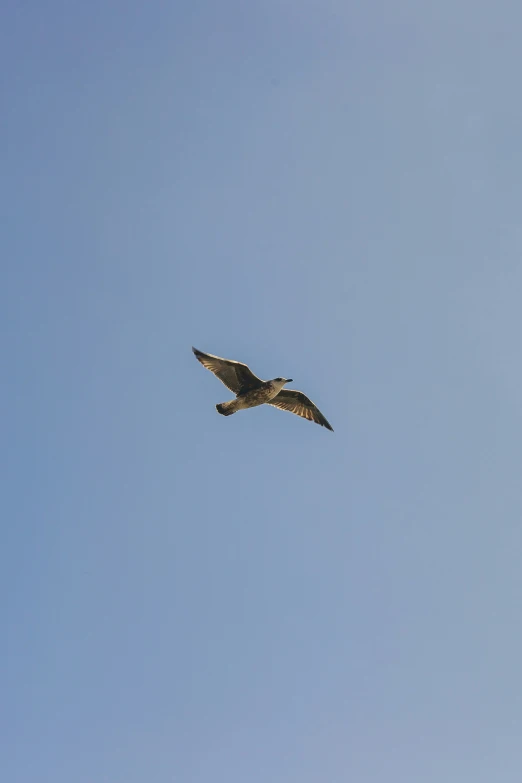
left=192, top=347, right=333, bottom=431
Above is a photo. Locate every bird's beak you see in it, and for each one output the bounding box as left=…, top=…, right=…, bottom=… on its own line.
left=286, top=378, right=293, bottom=383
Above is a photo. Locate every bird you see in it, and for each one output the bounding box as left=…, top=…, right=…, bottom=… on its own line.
left=192, top=347, right=333, bottom=431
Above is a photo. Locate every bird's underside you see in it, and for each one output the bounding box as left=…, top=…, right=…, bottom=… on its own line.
left=192, top=347, right=333, bottom=431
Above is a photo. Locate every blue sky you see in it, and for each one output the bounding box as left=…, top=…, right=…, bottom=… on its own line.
left=2, top=2, right=522, bottom=781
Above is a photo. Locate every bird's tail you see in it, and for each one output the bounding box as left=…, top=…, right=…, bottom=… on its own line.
left=216, top=400, right=238, bottom=416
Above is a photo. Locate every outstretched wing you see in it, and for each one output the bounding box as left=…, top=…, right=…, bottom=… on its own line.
left=268, top=389, right=334, bottom=431
left=192, top=347, right=263, bottom=394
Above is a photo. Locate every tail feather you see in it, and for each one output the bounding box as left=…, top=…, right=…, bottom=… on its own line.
left=216, top=401, right=237, bottom=416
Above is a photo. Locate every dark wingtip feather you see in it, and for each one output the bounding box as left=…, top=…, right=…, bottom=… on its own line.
left=318, top=416, right=334, bottom=432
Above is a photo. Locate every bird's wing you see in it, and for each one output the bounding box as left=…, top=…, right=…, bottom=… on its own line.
left=268, top=389, right=334, bottom=431
left=192, top=347, right=263, bottom=394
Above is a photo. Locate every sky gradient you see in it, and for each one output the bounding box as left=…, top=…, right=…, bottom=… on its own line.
left=2, top=2, right=522, bottom=782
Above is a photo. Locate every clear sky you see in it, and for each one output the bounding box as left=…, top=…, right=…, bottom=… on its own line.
left=2, top=2, right=522, bottom=781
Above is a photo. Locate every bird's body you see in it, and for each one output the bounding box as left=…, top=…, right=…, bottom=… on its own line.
left=215, top=378, right=288, bottom=416
left=192, top=347, right=333, bottom=431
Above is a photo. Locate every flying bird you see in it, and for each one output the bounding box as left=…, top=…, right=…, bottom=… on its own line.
left=192, top=347, right=333, bottom=431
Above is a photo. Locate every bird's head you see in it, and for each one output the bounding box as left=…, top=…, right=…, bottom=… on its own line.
left=273, top=377, right=292, bottom=389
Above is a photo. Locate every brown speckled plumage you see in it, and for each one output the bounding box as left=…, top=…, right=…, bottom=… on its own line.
left=192, top=347, right=333, bottom=431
